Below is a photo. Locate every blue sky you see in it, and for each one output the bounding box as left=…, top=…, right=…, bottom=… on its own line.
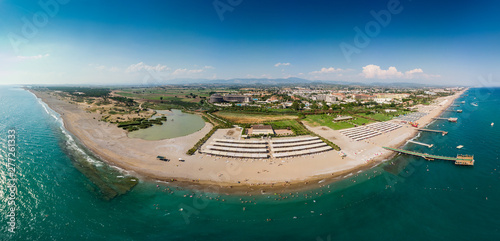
left=1, top=0, right=499, bottom=86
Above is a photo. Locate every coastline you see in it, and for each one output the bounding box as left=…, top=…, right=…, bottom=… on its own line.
left=27, top=88, right=467, bottom=194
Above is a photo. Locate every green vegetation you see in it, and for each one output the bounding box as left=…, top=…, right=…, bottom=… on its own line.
left=317, top=135, right=341, bottom=151
left=110, top=96, right=136, bottom=106
left=350, top=117, right=372, bottom=125
left=305, top=113, right=377, bottom=130
left=304, top=114, right=354, bottom=130
left=187, top=126, right=219, bottom=155
left=265, top=119, right=310, bottom=136
left=46, top=87, right=110, bottom=97
left=357, top=110, right=410, bottom=122
left=214, top=111, right=297, bottom=124
left=330, top=122, right=356, bottom=130
left=117, top=116, right=167, bottom=132
left=139, top=98, right=200, bottom=110
left=114, top=87, right=216, bottom=111
left=356, top=112, right=393, bottom=121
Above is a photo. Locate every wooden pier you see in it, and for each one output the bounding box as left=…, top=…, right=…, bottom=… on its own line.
left=383, top=147, right=474, bottom=166
left=407, top=140, right=433, bottom=148
left=433, top=117, right=458, bottom=122
left=418, top=129, right=448, bottom=135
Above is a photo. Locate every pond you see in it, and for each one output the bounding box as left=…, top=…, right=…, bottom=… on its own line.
left=127, top=109, right=205, bottom=140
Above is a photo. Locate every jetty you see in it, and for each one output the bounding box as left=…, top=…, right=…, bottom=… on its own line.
left=433, top=117, right=458, bottom=122
left=383, top=147, right=474, bottom=166
left=418, top=129, right=448, bottom=135
left=407, top=140, right=433, bottom=148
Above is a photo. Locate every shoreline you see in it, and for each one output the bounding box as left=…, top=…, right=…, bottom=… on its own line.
left=27, top=88, right=467, bottom=194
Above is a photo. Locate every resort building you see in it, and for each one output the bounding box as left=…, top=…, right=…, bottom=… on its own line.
left=312, top=94, right=338, bottom=103
left=209, top=94, right=251, bottom=103
left=209, top=94, right=224, bottom=103
left=353, top=94, right=375, bottom=101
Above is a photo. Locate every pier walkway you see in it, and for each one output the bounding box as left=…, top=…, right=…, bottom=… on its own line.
left=418, top=129, right=448, bottom=135
left=433, top=117, right=458, bottom=122
left=407, top=140, right=433, bottom=148
left=383, top=147, right=474, bottom=166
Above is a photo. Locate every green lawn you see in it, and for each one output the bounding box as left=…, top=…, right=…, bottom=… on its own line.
left=351, top=117, right=373, bottom=125
left=357, top=113, right=393, bottom=121
left=304, top=114, right=355, bottom=130
left=358, top=110, right=411, bottom=121
left=330, top=121, right=355, bottom=130
left=304, top=114, right=378, bottom=130
left=214, top=111, right=297, bottom=124
left=264, top=119, right=310, bottom=135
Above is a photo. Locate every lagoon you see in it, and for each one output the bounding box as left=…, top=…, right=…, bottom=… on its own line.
left=127, top=109, right=205, bottom=140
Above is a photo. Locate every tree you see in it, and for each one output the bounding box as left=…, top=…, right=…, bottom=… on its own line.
left=291, top=101, right=300, bottom=110
left=322, top=101, right=330, bottom=111
left=160, top=96, right=163, bottom=101
left=311, top=101, right=319, bottom=110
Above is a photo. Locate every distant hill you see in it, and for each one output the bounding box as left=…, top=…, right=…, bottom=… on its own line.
left=129, top=77, right=462, bottom=88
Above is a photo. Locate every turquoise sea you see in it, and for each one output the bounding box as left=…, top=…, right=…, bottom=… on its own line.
left=0, top=86, right=499, bottom=240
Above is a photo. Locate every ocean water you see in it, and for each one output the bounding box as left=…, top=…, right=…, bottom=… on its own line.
left=0, top=86, right=499, bottom=241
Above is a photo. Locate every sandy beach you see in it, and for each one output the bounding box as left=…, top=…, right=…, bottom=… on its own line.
left=29, top=89, right=466, bottom=192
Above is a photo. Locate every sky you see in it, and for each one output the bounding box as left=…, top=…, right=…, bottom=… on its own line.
left=1, top=0, right=500, bottom=86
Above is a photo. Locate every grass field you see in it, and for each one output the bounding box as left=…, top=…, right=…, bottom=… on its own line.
left=357, top=110, right=410, bottom=122
left=213, top=111, right=297, bottom=124
left=116, top=91, right=201, bottom=103
left=304, top=114, right=353, bottom=130
left=304, top=114, right=375, bottom=130
left=264, top=119, right=310, bottom=135
left=351, top=117, right=373, bottom=125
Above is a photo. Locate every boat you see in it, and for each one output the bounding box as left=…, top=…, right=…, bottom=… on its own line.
left=461, top=101, right=465, bottom=104
left=492, top=122, right=495, bottom=126
left=456, top=110, right=463, bottom=113
left=456, top=145, right=463, bottom=149
left=471, top=103, right=478, bottom=107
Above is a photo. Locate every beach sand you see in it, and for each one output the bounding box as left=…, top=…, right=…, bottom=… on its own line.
left=29, top=89, right=465, bottom=193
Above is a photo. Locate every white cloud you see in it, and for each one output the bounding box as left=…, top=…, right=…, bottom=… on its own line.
left=274, top=62, right=290, bottom=67
left=361, top=65, right=439, bottom=79
left=17, top=54, right=49, bottom=60
left=405, top=68, right=423, bottom=75
left=126, top=62, right=169, bottom=73
left=309, top=67, right=344, bottom=75
left=362, top=65, right=403, bottom=79
left=172, top=66, right=213, bottom=76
